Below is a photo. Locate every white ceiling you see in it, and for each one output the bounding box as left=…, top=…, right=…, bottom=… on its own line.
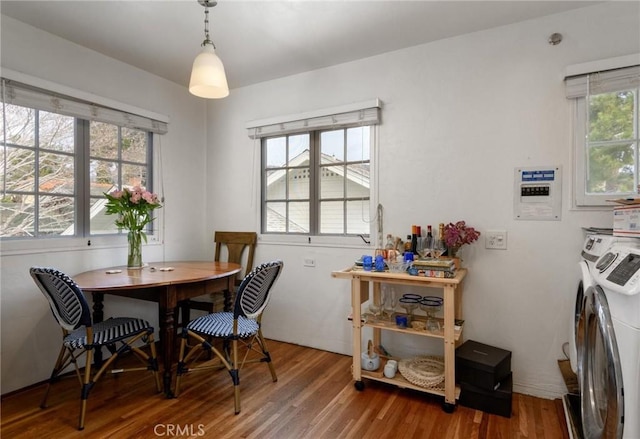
left=1, top=1, right=600, bottom=90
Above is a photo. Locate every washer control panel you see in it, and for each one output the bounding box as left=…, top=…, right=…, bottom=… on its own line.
left=594, top=245, right=640, bottom=296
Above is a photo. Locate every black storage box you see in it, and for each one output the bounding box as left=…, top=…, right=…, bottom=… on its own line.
left=456, top=340, right=511, bottom=390
left=459, top=372, right=513, bottom=418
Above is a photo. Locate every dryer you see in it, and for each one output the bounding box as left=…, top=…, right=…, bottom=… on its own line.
left=582, top=244, right=640, bottom=439
left=571, top=233, right=637, bottom=378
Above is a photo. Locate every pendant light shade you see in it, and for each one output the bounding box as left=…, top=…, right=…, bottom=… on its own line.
left=189, top=0, right=229, bottom=99
left=189, top=43, right=229, bottom=98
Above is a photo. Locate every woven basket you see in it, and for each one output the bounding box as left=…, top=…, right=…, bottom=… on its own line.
left=398, top=355, right=445, bottom=389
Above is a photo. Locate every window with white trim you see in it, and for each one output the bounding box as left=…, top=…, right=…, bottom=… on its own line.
left=248, top=101, right=380, bottom=236
left=566, top=64, right=640, bottom=206
left=0, top=80, right=167, bottom=239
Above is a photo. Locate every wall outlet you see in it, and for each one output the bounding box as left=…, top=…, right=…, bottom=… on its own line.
left=304, top=258, right=316, bottom=267
left=485, top=230, right=508, bottom=250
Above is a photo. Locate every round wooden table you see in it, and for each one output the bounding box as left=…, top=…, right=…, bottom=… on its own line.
left=74, top=261, right=242, bottom=397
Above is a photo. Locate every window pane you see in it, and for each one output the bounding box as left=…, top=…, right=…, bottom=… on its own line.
left=346, top=200, right=369, bottom=234
left=90, top=121, right=118, bottom=159
left=289, top=168, right=309, bottom=200
left=121, top=128, right=147, bottom=163
left=288, top=134, right=309, bottom=163
left=39, top=152, right=74, bottom=195
left=1, top=104, right=35, bottom=147
left=90, top=159, right=118, bottom=196
left=4, top=147, right=35, bottom=192
left=347, top=127, right=370, bottom=161
left=265, top=201, right=286, bottom=232
left=0, top=194, right=34, bottom=237
left=320, top=200, right=343, bottom=234
left=288, top=201, right=309, bottom=233
left=346, top=164, right=370, bottom=197
left=266, top=137, right=286, bottom=168
left=321, top=130, right=344, bottom=161
left=262, top=125, right=372, bottom=236
left=123, top=163, right=147, bottom=188
left=586, top=142, right=634, bottom=194
left=39, top=111, right=74, bottom=153
left=266, top=169, right=285, bottom=200
left=90, top=197, right=118, bottom=235
left=589, top=91, right=634, bottom=142
left=320, top=165, right=344, bottom=199
left=38, top=195, right=74, bottom=236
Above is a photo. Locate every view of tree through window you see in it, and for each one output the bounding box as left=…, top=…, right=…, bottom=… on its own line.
left=586, top=90, right=638, bottom=195
left=1, top=102, right=152, bottom=238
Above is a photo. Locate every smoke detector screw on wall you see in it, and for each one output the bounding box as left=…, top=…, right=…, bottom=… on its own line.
left=548, top=33, right=563, bottom=45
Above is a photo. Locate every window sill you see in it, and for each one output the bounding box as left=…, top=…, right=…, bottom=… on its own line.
left=258, top=233, right=373, bottom=249
left=0, top=235, right=162, bottom=257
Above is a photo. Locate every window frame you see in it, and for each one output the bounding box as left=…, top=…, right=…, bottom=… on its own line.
left=0, top=72, right=166, bottom=254
left=260, top=125, right=374, bottom=238
left=573, top=89, right=640, bottom=207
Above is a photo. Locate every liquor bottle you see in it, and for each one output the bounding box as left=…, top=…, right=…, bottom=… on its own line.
left=410, top=225, right=418, bottom=254
left=427, top=225, right=433, bottom=239
left=438, top=223, right=448, bottom=256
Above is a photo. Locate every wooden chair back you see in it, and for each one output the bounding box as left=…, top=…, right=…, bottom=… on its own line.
left=214, top=231, right=257, bottom=286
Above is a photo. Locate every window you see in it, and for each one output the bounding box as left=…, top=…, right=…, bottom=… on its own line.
left=0, top=79, right=167, bottom=240
left=567, top=64, right=640, bottom=206
left=249, top=100, right=380, bottom=237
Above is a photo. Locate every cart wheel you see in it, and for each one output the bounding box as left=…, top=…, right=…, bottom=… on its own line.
left=354, top=380, right=365, bottom=391
left=442, top=402, right=455, bottom=413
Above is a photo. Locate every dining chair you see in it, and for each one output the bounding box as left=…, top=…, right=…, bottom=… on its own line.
left=30, top=267, right=161, bottom=430
left=175, top=260, right=283, bottom=414
left=181, top=231, right=257, bottom=324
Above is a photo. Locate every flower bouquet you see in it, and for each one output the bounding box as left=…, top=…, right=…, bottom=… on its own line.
left=104, top=186, right=162, bottom=268
left=443, top=221, right=480, bottom=258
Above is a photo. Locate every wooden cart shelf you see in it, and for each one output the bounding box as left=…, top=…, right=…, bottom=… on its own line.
left=332, top=266, right=467, bottom=412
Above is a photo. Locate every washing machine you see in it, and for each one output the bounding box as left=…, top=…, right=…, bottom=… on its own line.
left=581, top=244, right=640, bottom=439
left=570, top=233, right=636, bottom=379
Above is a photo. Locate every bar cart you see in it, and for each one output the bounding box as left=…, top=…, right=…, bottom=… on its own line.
left=331, top=266, right=467, bottom=412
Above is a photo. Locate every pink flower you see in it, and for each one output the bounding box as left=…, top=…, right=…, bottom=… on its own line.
left=142, top=191, right=155, bottom=204
left=443, top=221, right=480, bottom=249
left=104, top=186, right=162, bottom=233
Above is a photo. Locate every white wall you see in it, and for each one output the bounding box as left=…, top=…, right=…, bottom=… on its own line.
left=0, top=16, right=210, bottom=394
left=205, top=2, right=639, bottom=399
left=1, top=2, right=638, bottom=400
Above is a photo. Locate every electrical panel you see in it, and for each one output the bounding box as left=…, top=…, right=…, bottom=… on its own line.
left=514, top=166, right=562, bottom=221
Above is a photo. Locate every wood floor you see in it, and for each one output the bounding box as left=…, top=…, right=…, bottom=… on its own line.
left=1, top=340, right=568, bottom=439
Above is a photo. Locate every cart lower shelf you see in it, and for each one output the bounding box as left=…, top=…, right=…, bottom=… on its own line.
left=356, top=369, right=461, bottom=399
left=355, top=370, right=460, bottom=412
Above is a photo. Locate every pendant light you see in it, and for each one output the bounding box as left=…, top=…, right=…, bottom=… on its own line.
left=189, top=0, right=229, bottom=99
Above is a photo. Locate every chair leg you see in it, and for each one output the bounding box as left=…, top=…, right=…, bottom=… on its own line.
left=257, top=329, right=277, bottom=382
left=231, top=338, right=241, bottom=414
left=148, top=335, right=162, bottom=392
left=40, top=345, right=69, bottom=408
left=78, top=347, right=94, bottom=430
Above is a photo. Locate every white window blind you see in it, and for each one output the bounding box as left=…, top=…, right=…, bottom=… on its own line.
left=565, top=65, right=640, bottom=99
left=1, top=79, right=168, bottom=134
left=246, top=99, right=382, bottom=139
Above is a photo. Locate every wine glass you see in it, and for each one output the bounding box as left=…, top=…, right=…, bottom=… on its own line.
left=417, top=236, right=432, bottom=259
left=383, top=286, right=398, bottom=320
left=399, top=296, right=420, bottom=322
left=431, top=240, right=445, bottom=259
left=369, top=301, right=382, bottom=322
left=420, top=296, right=443, bottom=332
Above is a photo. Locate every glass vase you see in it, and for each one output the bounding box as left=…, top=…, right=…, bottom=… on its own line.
left=127, top=230, right=143, bottom=269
